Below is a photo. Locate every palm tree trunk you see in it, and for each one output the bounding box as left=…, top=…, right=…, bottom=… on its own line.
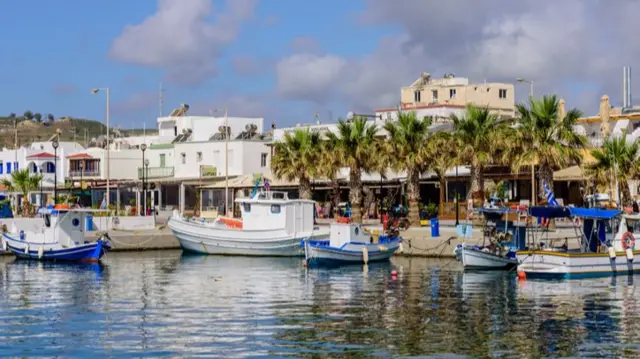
left=349, top=166, right=363, bottom=224
left=406, top=169, right=421, bottom=226
left=439, top=177, right=446, bottom=218
left=538, top=165, right=553, bottom=203
left=620, top=180, right=632, bottom=207
left=299, top=177, right=312, bottom=200
left=330, top=177, right=340, bottom=218
left=468, top=165, right=483, bottom=207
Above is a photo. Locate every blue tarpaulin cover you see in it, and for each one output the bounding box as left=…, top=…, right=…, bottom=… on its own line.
left=529, top=206, right=571, bottom=218
left=568, top=207, right=621, bottom=220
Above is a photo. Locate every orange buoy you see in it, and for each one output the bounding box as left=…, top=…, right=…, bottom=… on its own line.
left=517, top=271, right=526, bottom=280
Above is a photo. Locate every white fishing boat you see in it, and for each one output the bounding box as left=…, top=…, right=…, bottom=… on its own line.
left=453, top=208, right=522, bottom=270
left=303, top=222, right=402, bottom=266
left=517, top=207, right=640, bottom=279
left=1, top=205, right=111, bottom=262
left=168, top=190, right=329, bottom=256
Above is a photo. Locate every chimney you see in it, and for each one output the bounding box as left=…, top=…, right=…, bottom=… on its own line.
left=623, top=66, right=628, bottom=108
left=628, top=66, right=632, bottom=108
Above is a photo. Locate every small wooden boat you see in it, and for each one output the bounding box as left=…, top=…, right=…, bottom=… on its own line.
left=1, top=206, right=111, bottom=262
left=168, top=190, right=330, bottom=256
left=304, top=223, right=402, bottom=267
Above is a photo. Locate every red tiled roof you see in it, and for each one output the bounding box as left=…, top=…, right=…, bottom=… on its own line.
left=26, top=152, right=58, bottom=159
left=66, top=153, right=94, bottom=159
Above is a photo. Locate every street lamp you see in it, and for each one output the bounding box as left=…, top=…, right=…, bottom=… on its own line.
left=144, top=158, right=150, bottom=216
left=52, top=140, right=59, bottom=203
left=39, top=168, right=43, bottom=208
left=79, top=161, right=84, bottom=207
left=141, top=144, right=147, bottom=216
left=516, top=77, right=535, bottom=206
left=455, top=165, right=459, bottom=226
left=91, top=87, right=111, bottom=209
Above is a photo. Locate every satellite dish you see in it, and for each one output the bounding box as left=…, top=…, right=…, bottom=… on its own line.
left=346, top=111, right=355, bottom=120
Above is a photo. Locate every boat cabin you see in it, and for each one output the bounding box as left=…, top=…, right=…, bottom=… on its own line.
left=236, top=191, right=315, bottom=234
left=329, top=223, right=370, bottom=248
left=35, top=206, right=92, bottom=247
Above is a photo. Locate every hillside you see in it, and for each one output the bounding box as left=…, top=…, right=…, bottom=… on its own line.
left=0, top=115, right=158, bottom=149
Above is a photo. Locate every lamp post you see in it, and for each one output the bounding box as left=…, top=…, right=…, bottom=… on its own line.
left=52, top=140, right=59, bottom=204
left=144, top=159, right=149, bottom=216
left=39, top=168, right=43, bottom=208
left=91, top=88, right=110, bottom=208
left=141, top=144, right=147, bottom=216
left=455, top=165, right=459, bottom=226
left=79, top=161, right=84, bottom=207
left=516, top=77, right=535, bottom=206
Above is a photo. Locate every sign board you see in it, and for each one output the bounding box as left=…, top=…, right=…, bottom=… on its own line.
left=200, top=166, right=217, bottom=177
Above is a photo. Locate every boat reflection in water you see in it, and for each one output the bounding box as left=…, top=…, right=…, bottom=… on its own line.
left=0, top=254, right=639, bottom=357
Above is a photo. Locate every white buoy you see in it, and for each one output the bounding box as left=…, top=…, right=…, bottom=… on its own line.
left=608, top=247, right=616, bottom=260
left=626, top=248, right=634, bottom=262
left=398, top=243, right=404, bottom=253
left=24, top=245, right=29, bottom=254
left=38, top=247, right=44, bottom=259
left=378, top=245, right=388, bottom=252
left=1, top=239, right=6, bottom=251
left=362, top=247, right=369, bottom=264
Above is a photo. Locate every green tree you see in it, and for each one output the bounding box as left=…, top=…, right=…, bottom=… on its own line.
left=451, top=105, right=510, bottom=205
left=46, top=113, right=55, bottom=122
left=427, top=131, right=459, bottom=216
left=317, top=135, right=343, bottom=217
left=326, top=118, right=380, bottom=223
left=23, top=110, right=34, bottom=121
left=585, top=134, right=640, bottom=206
left=1, top=168, right=43, bottom=215
left=271, top=129, right=321, bottom=199
left=34, top=113, right=42, bottom=123
left=513, top=95, right=587, bottom=202
left=383, top=110, right=432, bottom=225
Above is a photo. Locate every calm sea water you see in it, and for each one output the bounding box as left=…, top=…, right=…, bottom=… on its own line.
left=0, top=252, right=639, bottom=358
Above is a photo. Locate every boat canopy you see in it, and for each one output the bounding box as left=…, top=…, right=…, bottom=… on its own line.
left=568, top=207, right=621, bottom=220
left=479, top=207, right=520, bottom=214
left=529, top=206, right=571, bottom=218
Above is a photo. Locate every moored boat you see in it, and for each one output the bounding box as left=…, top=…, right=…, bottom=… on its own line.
left=168, top=190, right=329, bottom=256
left=2, top=206, right=111, bottom=262
left=303, top=223, right=402, bottom=267
left=517, top=206, right=640, bottom=279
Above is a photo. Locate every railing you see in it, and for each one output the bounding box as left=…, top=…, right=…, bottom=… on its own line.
left=69, top=169, right=101, bottom=177
left=138, top=166, right=174, bottom=179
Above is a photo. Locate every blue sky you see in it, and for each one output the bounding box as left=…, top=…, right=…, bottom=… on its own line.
left=1, top=0, right=638, bottom=129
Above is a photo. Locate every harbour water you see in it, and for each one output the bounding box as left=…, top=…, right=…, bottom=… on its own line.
left=0, top=252, right=639, bottom=358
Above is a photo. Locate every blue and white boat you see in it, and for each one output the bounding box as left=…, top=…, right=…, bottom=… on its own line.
left=1, top=206, right=111, bottom=262
left=304, top=223, right=402, bottom=267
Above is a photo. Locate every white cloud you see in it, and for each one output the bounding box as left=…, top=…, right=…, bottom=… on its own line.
left=110, top=0, right=258, bottom=84
left=275, top=0, right=640, bottom=113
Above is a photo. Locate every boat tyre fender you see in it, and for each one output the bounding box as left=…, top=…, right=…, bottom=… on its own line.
left=573, top=217, right=581, bottom=228
left=622, top=231, right=635, bottom=250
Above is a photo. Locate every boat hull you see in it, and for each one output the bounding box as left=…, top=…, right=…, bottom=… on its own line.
left=3, top=233, right=109, bottom=262
left=169, top=218, right=328, bottom=256
left=517, top=250, right=640, bottom=279
left=461, top=247, right=518, bottom=270
left=305, top=240, right=401, bottom=267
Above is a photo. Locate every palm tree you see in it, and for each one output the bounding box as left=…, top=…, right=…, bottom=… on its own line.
left=451, top=105, right=509, bottom=205
left=427, top=131, right=459, bottom=216
left=1, top=169, right=43, bottom=216
left=326, top=117, right=380, bottom=223
left=34, top=113, right=42, bottom=123
left=271, top=129, right=321, bottom=199
left=585, top=134, right=640, bottom=206
left=316, top=135, right=343, bottom=217
left=23, top=110, right=34, bottom=121
left=384, top=110, right=432, bottom=225
left=513, top=95, right=587, bottom=202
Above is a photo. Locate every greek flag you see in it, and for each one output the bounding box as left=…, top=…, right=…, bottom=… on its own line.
left=544, top=181, right=559, bottom=206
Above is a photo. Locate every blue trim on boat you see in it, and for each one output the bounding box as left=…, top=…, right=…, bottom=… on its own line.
left=5, top=239, right=110, bottom=262
left=523, top=269, right=639, bottom=280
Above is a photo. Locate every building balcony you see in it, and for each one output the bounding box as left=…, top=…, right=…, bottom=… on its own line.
left=69, top=169, right=101, bottom=177
left=138, top=166, right=175, bottom=179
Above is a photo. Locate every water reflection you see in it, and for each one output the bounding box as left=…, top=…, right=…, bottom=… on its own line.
left=0, top=253, right=638, bottom=357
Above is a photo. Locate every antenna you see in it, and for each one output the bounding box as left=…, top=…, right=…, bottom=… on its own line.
left=159, top=82, right=164, bottom=117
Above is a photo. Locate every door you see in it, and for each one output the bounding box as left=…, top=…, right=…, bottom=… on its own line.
left=160, top=154, right=166, bottom=167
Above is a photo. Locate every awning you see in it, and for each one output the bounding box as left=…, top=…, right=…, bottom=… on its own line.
left=201, top=174, right=298, bottom=189
left=568, top=207, right=621, bottom=220
left=553, top=165, right=584, bottom=181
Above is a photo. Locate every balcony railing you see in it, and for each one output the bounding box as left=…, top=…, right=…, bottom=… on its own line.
left=69, top=169, right=101, bottom=177
left=138, top=166, right=174, bottom=179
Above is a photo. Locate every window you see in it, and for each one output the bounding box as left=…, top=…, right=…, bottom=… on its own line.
left=242, top=203, right=251, bottom=213
left=413, top=90, right=421, bottom=102
left=431, top=90, right=438, bottom=102
left=499, top=89, right=507, bottom=99
left=181, top=153, right=186, bottom=164
left=7, top=162, right=11, bottom=174
left=197, top=152, right=203, bottom=162
left=174, top=126, right=177, bottom=136
left=14, top=162, right=18, bottom=170
left=260, top=153, right=268, bottom=167
left=449, top=88, right=456, bottom=99
left=0, top=161, right=3, bottom=174
left=270, top=204, right=281, bottom=214
left=159, top=154, right=166, bottom=167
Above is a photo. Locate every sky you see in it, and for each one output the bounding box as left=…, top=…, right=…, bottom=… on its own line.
left=2, top=0, right=640, bottom=129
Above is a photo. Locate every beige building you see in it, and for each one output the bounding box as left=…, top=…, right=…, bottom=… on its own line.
left=400, top=73, right=515, bottom=118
